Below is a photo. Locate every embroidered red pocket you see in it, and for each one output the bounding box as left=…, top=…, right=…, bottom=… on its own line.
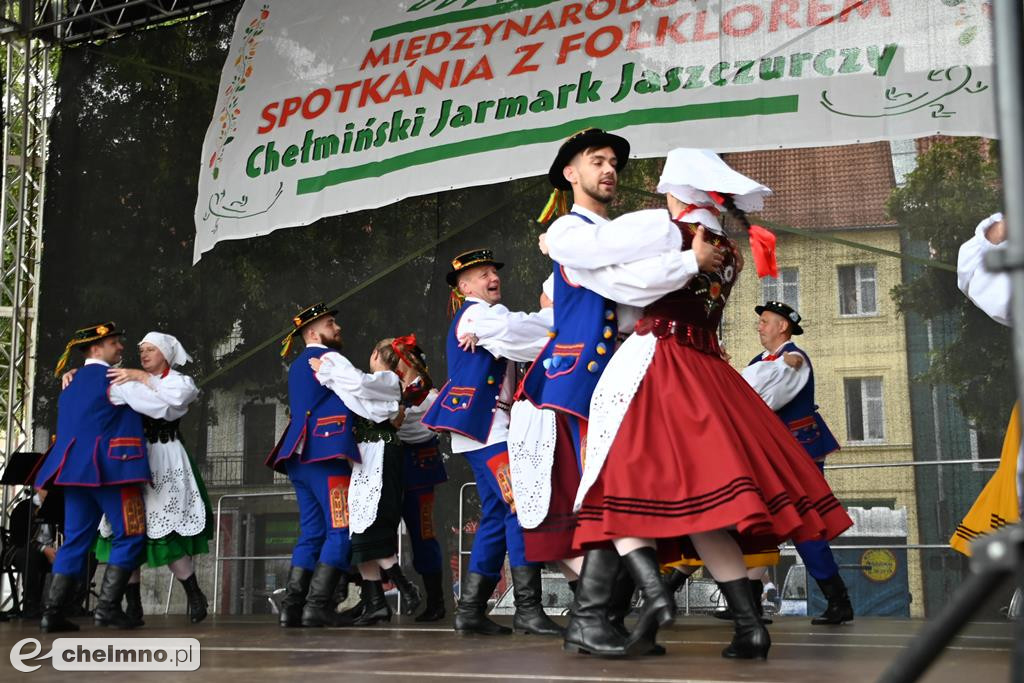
left=419, top=491, right=436, bottom=540
left=108, top=437, right=144, bottom=461
left=313, top=415, right=347, bottom=438
left=328, top=475, right=350, bottom=529
left=486, top=450, right=516, bottom=513
left=442, top=386, right=475, bottom=412
left=121, top=487, right=146, bottom=536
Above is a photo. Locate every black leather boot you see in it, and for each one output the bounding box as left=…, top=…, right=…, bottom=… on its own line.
left=811, top=574, right=854, bottom=626
left=609, top=566, right=666, bottom=656
left=749, top=578, right=772, bottom=624
left=280, top=566, right=312, bottom=627
left=124, top=581, right=145, bottom=627
left=415, top=572, right=446, bottom=622
left=302, top=563, right=343, bottom=627
left=718, top=578, right=771, bottom=660
left=620, top=548, right=675, bottom=656
left=454, top=572, right=511, bottom=635
left=511, top=565, right=564, bottom=636
left=382, top=564, right=423, bottom=616
left=563, top=548, right=628, bottom=657
left=351, top=580, right=392, bottom=626
left=94, top=565, right=137, bottom=629
left=40, top=573, right=80, bottom=633
left=331, top=572, right=350, bottom=610
left=179, top=574, right=208, bottom=624
left=664, top=568, right=689, bottom=594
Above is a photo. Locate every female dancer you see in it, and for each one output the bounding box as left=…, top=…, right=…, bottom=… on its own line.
left=91, top=332, right=210, bottom=624
left=570, top=149, right=852, bottom=659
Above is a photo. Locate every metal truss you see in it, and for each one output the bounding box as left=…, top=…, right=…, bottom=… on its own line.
left=0, top=0, right=233, bottom=510
left=1, top=1, right=236, bottom=45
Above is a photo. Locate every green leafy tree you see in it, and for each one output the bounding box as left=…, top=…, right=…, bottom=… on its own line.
left=888, top=137, right=1012, bottom=438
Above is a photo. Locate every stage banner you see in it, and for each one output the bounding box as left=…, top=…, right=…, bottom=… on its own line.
left=194, top=0, right=996, bottom=260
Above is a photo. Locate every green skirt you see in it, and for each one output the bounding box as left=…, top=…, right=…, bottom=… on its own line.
left=94, top=450, right=214, bottom=568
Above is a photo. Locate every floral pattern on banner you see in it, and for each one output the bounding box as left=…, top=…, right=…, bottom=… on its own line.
left=940, top=0, right=992, bottom=46
left=209, top=4, right=269, bottom=180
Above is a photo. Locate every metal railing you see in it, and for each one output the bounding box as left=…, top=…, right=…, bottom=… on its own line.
left=211, top=490, right=405, bottom=615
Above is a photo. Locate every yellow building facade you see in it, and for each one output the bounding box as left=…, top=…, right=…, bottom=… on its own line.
left=722, top=227, right=924, bottom=617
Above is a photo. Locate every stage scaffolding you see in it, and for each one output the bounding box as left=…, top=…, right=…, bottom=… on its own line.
left=0, top=0, right=234, bottom=519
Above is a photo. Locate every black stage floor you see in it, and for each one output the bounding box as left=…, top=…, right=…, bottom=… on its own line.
left=0, top=614, right=1013, bottom=682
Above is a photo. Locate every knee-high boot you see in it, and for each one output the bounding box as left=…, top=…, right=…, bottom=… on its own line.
left=562, top=548, right=628, bottom=657
left=718, top=578, right=771, bottom=660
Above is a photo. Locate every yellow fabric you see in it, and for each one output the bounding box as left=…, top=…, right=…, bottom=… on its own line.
left=950, top=402, right=1021, bottom=556
left=665, top=549, right=781, bottom=571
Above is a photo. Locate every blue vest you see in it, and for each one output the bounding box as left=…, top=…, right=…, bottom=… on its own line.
left=522, top=213, right=618, bottom=419
left=34, top=363, right=149, bottom=487
left=422, top=301, right=507, bottom=444
left=748, top=341, right=840, bottom=460
left=266, top=346, right=360, bottom=474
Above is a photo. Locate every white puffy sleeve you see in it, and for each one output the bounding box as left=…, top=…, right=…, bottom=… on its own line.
left=461, top=302, right=554, bottom=362
left=958, top=213, right=1011, bottom=327
left=740, top=357, right=811, bottom=412
left=561, top=249, right=699, bottom=308
left=314, top=352, right=400, bottom=422
left=546, top=209, right=682, bottom=268
left=108, top=380, right=187, bottom=420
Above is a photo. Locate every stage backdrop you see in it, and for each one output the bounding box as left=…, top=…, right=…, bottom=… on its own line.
left=194, top=0, right=997, bottom=260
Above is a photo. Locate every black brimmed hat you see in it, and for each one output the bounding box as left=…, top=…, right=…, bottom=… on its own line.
left=755, top=301, right=803, bottom=335
left=54, top=322, right=125, bottom=376
left=445, top=248, right=504, bottom=287
left=548, top=128, right=630, bottom=190
left=281, top=302, right=338, bottom=356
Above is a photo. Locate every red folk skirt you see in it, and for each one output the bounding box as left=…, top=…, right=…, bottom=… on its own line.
left=523, top=413, right=584, bottom=563
left=573, top=339, right=852, bottom=553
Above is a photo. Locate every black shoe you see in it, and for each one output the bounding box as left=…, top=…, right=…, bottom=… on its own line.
left=620, top=548, right=675, bottom=656
left=331, top=572, right=351, bottom=610
left=125, top=582, right=145, bottom=627
left=563, top=548, right=629, bottom=657
left=351, top=580, right=392, bottom=626
left=180, top=574, right=208, bottom=624
left=40, top=573, right=80, bottom=633
left=280, top=566, right=312, bottom=627
left=383, top=564, right=423, bottom=616
left=749, top=579, right=772, bottom=624
left=664, top=568, right=689, bottom=595
left=607, top=562, right=665, bottom=656
left=415, top=572, right=446, bottom=622
left=94, top=565, right=138, bottom=629
left=302, top=563, right=343, bottom=627
left=718, top=579, right=771, bottom=660
left=454, top=572, right=511, bottom=635
left=511, top=565, right=563, bottom=636
left=811, top=574, right=854, bottom=626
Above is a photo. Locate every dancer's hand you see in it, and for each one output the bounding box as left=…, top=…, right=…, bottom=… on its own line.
left=538, top=232, right=549, bottom=255
left=308, top=357, right=323, bottom=373
left=693, top=227, right=724, bottom=272
left=986, top=219, right=1007, bottom=245
left=107, top=368, right=150, bottom=385
left=458, top=333, right=479, bottom=352
left=783, top=352, right=804, bottom=369
left=61, top=369, right=77, bottom=390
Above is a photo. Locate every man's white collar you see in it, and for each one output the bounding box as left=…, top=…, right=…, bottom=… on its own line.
left=84, top=358, right=110, bottom=367
left=569, top=204, right=608, bottom=224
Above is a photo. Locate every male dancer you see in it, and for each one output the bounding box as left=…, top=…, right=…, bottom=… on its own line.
left=35, top=323, right=178, bottom=631
left=422, top=249, right=562, bottom=636
left=526, top=130, right=719, bottom=656
left=741, top=301, right=854, bottom=625
left=268, top=303, right=400, bottom=627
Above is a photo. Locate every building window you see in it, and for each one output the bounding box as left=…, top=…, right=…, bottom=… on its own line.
left=844, top=377, right=885, bottom=442
left=761, top=267, right=800, bottom=310
left=838, top=264, right=878, bottom=316
left=890, top=139, right=918, bottom=186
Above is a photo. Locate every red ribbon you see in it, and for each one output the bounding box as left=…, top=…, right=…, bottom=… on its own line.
left=748, top=224, right=778, bottom=279
left=390, top=334, right=418, bottom=370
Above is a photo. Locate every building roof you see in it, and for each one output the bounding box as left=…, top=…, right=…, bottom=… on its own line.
left=723, top=143, right=898, bottom=231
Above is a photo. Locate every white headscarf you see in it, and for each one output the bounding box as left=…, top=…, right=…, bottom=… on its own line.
left=657, top=148, right=772, bottom=233
left=140, top=332, right=192, bottom=368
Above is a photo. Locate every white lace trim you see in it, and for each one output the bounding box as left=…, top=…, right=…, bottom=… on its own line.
left=507, top=401, right=557, bottom=529
left=348, top=441, right=385, bottom=534
left=99, top=441, right=207, bottom=539
left=574, top=333, right=658, bottom=512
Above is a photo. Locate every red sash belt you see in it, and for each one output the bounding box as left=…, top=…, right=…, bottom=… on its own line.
left=635, top=317, right=722, bottom=356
